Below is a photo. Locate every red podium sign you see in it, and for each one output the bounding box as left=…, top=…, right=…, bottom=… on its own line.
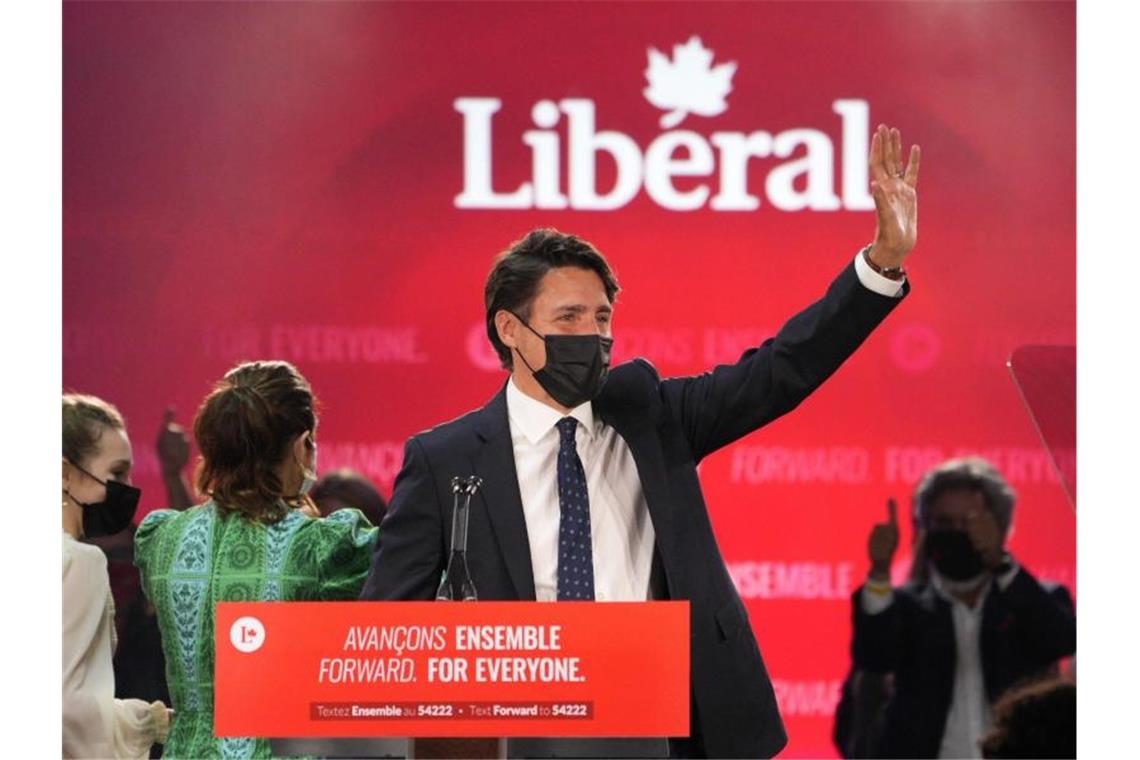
left=214, top=601, right=689, bottom=738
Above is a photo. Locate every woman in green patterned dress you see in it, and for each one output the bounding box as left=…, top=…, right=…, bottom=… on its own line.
left=135, top=361, right=378, bottom=759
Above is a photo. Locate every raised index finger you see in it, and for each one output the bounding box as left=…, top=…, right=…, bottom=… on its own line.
left=887, top=497, right=898, bottom=525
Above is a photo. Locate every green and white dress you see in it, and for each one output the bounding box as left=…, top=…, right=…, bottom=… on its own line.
left=134, top=502, right=377, bottom=759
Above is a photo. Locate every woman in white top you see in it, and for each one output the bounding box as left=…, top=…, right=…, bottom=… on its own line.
left=63, top=393, right=170, bottom=758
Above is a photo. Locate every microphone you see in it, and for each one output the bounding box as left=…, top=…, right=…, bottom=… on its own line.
left=435, top=475, right=483, bottom=601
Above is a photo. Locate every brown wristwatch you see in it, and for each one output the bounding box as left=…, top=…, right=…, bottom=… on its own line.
left=861, top=244, right=906, bottom=281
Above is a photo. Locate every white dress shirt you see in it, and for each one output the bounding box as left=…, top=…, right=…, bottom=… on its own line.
left=934, top=573, right=994, bottom=759
left=507, top=250, right=903, bottom=602
left=507, top=378, right=655, bottom=601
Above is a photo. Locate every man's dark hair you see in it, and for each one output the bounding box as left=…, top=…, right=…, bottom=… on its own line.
left=310, top=468, right=388, bottom=527
left=484, top=228, right=620, bottom=370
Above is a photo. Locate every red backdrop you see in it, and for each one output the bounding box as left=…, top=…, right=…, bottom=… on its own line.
left=63, top=2, right=1075, bottom=755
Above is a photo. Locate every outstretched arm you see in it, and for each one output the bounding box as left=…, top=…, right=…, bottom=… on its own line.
left=661, top=125, right=921, bottom=461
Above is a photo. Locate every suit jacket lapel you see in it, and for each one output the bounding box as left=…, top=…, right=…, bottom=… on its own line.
left=979, top=583, right=1013, bottom=699
left=471, top=386, right=537, bottom=601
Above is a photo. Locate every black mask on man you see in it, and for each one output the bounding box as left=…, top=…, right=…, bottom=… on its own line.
left=925, top=529, right=986, bottom=580
left=67, top=462, right=140, bottom=538
left=511, top=314, right=613, bottom=409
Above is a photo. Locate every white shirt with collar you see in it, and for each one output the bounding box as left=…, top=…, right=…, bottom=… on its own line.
left=506, top=377, right=655, bottom=602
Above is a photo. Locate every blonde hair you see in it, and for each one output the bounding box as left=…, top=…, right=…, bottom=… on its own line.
left=62, top=393, right=125, bottom=465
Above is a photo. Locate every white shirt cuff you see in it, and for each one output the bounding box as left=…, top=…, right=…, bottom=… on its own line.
left=854, top=249, right=907, bottom=298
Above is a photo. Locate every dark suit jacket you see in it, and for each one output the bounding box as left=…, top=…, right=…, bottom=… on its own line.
left=851, top=568, right=1076, bottom=758
left=361, top=261, right=905, bottom=758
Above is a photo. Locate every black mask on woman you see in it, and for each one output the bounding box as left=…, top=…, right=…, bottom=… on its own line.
left=511, top=313, right=613, bottom=409
left=67, top=461, right=141, bottom=537
left=925, top=529, right=985, bottom=580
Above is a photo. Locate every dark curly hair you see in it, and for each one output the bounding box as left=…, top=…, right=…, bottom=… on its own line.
left=980, top=676, right=1075, bottom=758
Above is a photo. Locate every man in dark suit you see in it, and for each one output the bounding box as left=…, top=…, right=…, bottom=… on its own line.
left=361, top=124, right=921, bottom=758
left=852, top=458, right=1076, bottom=758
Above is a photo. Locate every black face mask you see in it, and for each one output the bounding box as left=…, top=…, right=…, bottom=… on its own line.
left=67, top=462, right=140, bottom=538
left=925, top=529, right=985, bottom=581
left=511, top=313, right=613, bottom=409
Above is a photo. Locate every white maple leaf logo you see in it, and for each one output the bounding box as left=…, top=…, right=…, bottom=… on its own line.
left=643, top=36, right=737, bottom=129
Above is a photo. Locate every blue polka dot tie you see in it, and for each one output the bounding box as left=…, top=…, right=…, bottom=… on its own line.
left=555, top=417, right=594, bottom=601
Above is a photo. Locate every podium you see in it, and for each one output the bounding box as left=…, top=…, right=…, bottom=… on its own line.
left=216, top=601, right=689, bottom=758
